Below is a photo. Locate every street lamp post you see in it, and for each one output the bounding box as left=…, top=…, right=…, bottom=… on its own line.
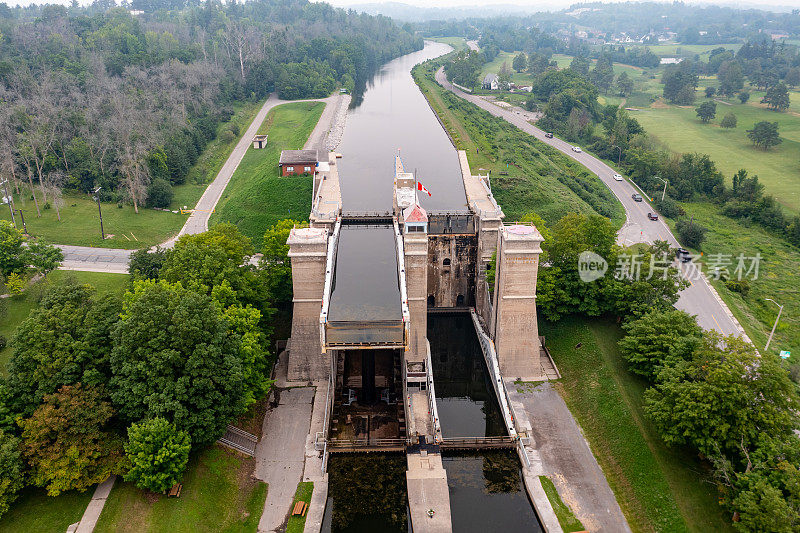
left=1, top=180, right=15, bottom=228
left=765, top=298, right=784, bottom=351
left=93, top=186, right=105, bottom=240
left=654, top=176, right=668, bottom=201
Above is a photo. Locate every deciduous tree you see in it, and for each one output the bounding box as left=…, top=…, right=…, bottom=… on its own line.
left=747, top=121, right=782, bottom=150
left=0, top=429, right=24, bottom=519
left=695, top=101, right=717, bottom=123
left=124, top=418, right=191, bottom=493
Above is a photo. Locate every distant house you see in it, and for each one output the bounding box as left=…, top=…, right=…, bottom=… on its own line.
left=660, top=57, right=682, bottom=65
left=482, top=74, right=499, bottom=91
left=279, top=149, right=318, bottom=177
left=252, top=134, right=267, bottom=149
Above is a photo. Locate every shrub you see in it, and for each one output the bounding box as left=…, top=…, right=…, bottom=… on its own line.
left=5, top=272, right=25, bottom=296
left=124, top=418, right=191, bottom=493
left=146, top=179, right=174, bottom=209
left=724, top=278, right=750, bottom=296
left=0, top=429, right=25, bottom=519
left=675, top=218, right=707, bottom=249
left=0, top=335, right=6, bottom=350
left=654, top=196, right=685, bottom=218
left=720, top=112, right=737, bottom=128
left=220, top=129, right=235, bottom=143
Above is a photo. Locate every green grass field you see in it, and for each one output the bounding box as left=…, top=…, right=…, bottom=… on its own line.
left=539, top=476, right=584, bottom=533
left=210, top=101, right=323, bottom=248
left=94, top=446, right=266, bottom=533
left=0, top=488, right=93, bottom=533
left=432, top=36, right=467, bottom=51
left=0, top=270, right=129, bottom=376
left=415, top=61, right=625, bottom=226
left=286, top=482, right=314, bottom=533
left=658, top=201, right=800, bottom=362
left=541, top=316, right=734, bottom=533
left=632, top=93, right=800, bottom=213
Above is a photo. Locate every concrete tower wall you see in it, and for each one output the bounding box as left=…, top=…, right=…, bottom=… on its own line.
left=287, top=227, right=330, bottom=381
left=492, top=225, right=544, bottom=380
left=404, top=231, right=428, bottom=363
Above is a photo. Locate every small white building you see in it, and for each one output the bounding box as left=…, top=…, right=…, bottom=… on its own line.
left=252, top=134, right=268, bottom=149
left=482, top=73, right=499, bottom=91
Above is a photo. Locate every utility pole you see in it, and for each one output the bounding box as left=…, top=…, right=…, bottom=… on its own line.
left=1, top=180, right=15, bottom=228
left=654, top=176, right=668, bottom=201
left=765, top=298, right=784, bottom=351
left=16, top=209, right=26, bottom=234
left=93, top=186, right=105, bottom=240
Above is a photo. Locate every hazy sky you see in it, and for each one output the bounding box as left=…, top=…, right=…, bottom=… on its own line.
left=5, top=0, right=798, bottom=11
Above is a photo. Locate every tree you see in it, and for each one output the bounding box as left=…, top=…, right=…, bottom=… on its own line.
left=110, top=280, right=245, bottom=446
left=675, top=218, right=707, bottom=249
left=146, top=179, right=173, bottom=208
left=128, top=247, right=166, bottom=280
left=590, top=57, right=614, bottom=94
left=616, top=72, right=634, bottom=97
left=717, top=60, right=744, bottom=97
left=761, top=83, right=791, bottom=112
left=0, top=221, right=25, bottom=277
left=720, top=112, right=737, bottom=128
left=695, top=101, right=717, bottom=123
left=568, top=55, right=590, bottom=77
left=738, top=91, right=750, bottom=104
left=512, top=52, right=527, bottom=73
left=704, top=86, right=716, bottom=98
left=24, top=239, right=63, bottom=276
left=261, top=219, right=306, bottom=305
left=19, top=384, right=124, bottom=496
left=619, top=310, right=703, bottom=380
left=785, top=67, right=800, bottom=89
left=747, top=121, right=782, bottom=150
left=644, top=333, right=799, bottom=460
left=0, top=429, right=24, bottom=520
left=124, top=418, right=191, bottom=493
left=6, top=282, right=121, bottom=418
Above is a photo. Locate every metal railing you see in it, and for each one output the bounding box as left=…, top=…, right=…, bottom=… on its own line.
left=327, top=438, right=407, bottom=450
left=440, top=436, right=516, bottom=449
left=426, top=340, right=443, bottom=444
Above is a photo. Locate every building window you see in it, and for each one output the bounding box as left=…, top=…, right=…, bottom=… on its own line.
left=286, top=166, right=294, bottom=172
left=442, top=258, right=451, bottom=266
left=427, top=295, right=435, bottom=307
left=304, top=166, right=311, bottom=172
left=456, top=294, right=465, bottom=307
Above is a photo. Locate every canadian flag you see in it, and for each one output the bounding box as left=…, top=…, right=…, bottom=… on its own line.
left=417, top=181, right=432, bottom=197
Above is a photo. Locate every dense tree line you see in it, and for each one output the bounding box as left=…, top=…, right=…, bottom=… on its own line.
left=0, top=0, right=420, bottom=213
left=0, top=221, right=296, bottom=514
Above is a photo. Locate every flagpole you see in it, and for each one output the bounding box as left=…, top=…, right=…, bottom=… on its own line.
left=414, top=167, right=419, bottom=205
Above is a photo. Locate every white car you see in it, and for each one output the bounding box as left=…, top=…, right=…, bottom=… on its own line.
left=613, top=173, right=623, bottom=182
left=571, top=146, right=582, bottom=153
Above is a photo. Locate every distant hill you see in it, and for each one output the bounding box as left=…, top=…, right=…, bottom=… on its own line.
left=344, top=2, right=546, bottom=22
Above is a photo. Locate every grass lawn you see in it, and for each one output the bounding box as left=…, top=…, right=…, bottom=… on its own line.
left=539, top=476, right=584, bottom=533
left=632, top=92, right=800, bottom=213
left=659, top=201, right=800, bottom=362
left=0, top=487, right=92, bottom=533
left=211, top=101, right=324, bottom=248
left=0, top=270, right=129, bottom=375
left=0, top=189, right=187, bottom=249
left=431, top=36, right=467, bottom=51
left=540, top=316, right=734, bottom=533
left=286, top=481, right=314, bottom=533
left=414, top=60, right=625, bottom=226
left=94, top=445, right=266, bottom=533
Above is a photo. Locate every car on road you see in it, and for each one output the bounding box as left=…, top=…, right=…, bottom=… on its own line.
left=544, top=132, right=554, bottom=138
left=571, top=146, right=582, bottom=153
left=632, top=193, right=643, bottom=202
left=613, top=173, right=623, bottom=182
left=676, top=248, right=692, bottom=262
left=647, top=212, right=659, bottom=221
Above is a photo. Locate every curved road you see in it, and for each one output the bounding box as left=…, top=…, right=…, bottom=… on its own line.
left=59, top=93, right=346, bottom=274
left=436, top=67, right=745, bottom=338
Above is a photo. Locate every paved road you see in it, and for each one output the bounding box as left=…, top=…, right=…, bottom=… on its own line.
left=436, top=67, right=744, bottom=338
left=58, top=93, right=345, bottom=273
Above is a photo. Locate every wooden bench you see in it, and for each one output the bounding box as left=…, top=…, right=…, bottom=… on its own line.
left=292, top=501, right=308, bottom=517
left=167, top=483, right=182, bottom=498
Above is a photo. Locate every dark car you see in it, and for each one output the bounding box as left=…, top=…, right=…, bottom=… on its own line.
left=647, top=212, right=659, bottom=221
left=632, top=193, right=643, bottom=202
left=676, top=248, right=692, bottom=263
left=544, top=132, right=554, bottom=138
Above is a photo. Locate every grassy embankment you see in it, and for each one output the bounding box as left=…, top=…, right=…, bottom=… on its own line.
left=0, top=270, right=129, bottom=375
left=94, top=446, right=266, bottom=533
left=0, top=270, right=130, bottom=533
left=211, top=101, right=324, bottom=248
left=538, top=476, right=584, bottom=533
left=0, top=100, right=263, bottom=249
left=414, top=60, right=624, bottom=226
left=541, top=316, right=735, bottom=533
left=286, top=482, right=314, bottom=533
left=431, top=36, right=467, bottom=51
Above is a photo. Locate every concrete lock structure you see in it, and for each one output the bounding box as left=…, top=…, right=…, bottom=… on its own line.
left=285, top=149, right=544, bottom=532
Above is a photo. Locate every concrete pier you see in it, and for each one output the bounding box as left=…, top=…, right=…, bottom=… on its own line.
left=406, top=451, right=452, bottom=533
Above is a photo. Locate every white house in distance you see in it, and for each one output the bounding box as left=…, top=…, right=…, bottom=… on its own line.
left=482, top=73, right=499, bottom=90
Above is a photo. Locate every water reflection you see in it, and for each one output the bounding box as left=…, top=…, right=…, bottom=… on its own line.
left=322, top=454, right=409, bottom=533
left=337, top=41, right=468, bottom=214
left=443, top=451, right=543, bottom=532
left=428, top=314, right=505, bottom=438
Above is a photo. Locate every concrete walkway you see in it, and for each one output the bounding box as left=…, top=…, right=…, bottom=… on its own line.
left=508, top=381, right=631, bottom=533
left=254, top=387, right=315, bottom=533
left=71, top=475, right=116, bottom=533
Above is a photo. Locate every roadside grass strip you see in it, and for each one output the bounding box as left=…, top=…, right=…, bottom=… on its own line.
left=538, top=475, right=585, bottom=533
